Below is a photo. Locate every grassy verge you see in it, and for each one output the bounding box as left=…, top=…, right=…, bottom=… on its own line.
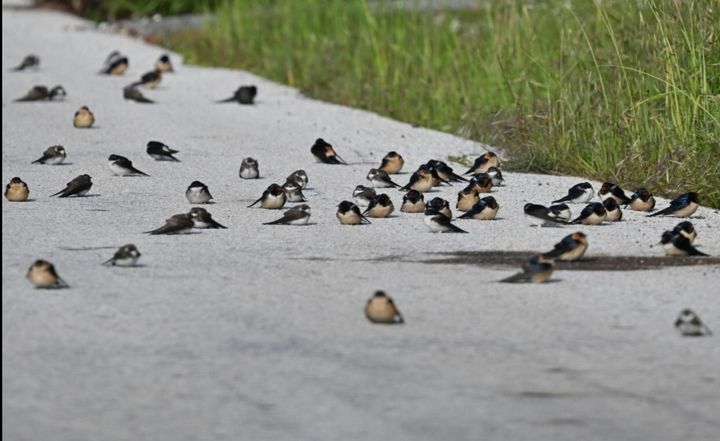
left=161, top=0, right=720, bottom=206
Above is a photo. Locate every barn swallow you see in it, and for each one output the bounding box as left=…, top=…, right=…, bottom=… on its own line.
left=48, top=86, right=66, bottom=101
left=155, top=54, right=174, bottom=73
left=130, top=69, right=162, bottom=89
left=602, top=198, right=623, bottom=222
left=4, top=177, right=29, bottom=202
left=672, top=221, right=697, bottom=243
left=100, top=51, right=128, bottom=75
left=145, top=213, right=194, bottom=235
left=400, top=189, right=425, bottom=213
left=379, top=151, right=405, bottom=174
left=427, top=197, right=452, bottom=219
left=627, top=187, right=655, bottom=211
left=102, top=244, right=141, bottom=267
left=424, top=206, right=467, bottom=233
left=524, top=203, right=566, bottom=224
left=264, top=204, right=312, bottom=225
left=283, top=181, right=307, bottom=202
left=367, top=168, right=401, bottom=188
left=456, top=186, right=480, bottom=212
left=217, top=85, right=257, bottom=104
left=51, top=174, right=92, bottom=197
left=365, top=291, right=404, bottom=324
left=146, top=141, right=180, bottom=161
left=14, top=85, right=48, bottom=102
left=458, top=196, right=499, bottom=220
left=73, top=106, right=95, bottom=128
left=32, top=145, right=66, bottom=165
left=337, top=200, right=371, bottom=225
left=660, top=231, right=708, bottom=256
left=286, top=170, right=308, bottom=189
left=552, top=182, right=594, bottom=204
left=401, top=166, right=438, bottom=192
left=648, top=192, right=699, bottom=218
left=487, top=167, right=504, bottom=186
left=598, top=182, right=631, bottom=204
left=108, top=154, right=149, bottom=176
left=674, top=309, right=712, bottom=337
left=363, top=194, right=395, bottom=218
left=468, top=173, right=493, bottom=193
left=239, top=157, right=259, bottom=179
left=549, top=203, right=571, bottom=222
left=248, top=183, right=286, bottom=209
left=189, top=207, right=227, bottom=229
left=500, top=255, right=554, bottom=283
left=464, top=151, right=500, bottom=174
left=542, top=232, right=588, bottom=261
left=311, top=138, right=347, bottom=164
left=123, top=86, right=154, bottom=103
left=427, top=160, right=468, bottom=182
left=26, top=260, right=68, bottom=289
left=12, top=54, right=39, bottom=71
left=186, top=181, right=213, bottom=204
left=353, top=185, right=376, bottom=207
left=570, top=202, right=607, bottom=225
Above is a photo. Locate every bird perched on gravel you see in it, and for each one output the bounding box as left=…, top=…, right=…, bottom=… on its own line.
left=239, top=157, right=259, bottom=179
left=73, top=106, right=95, bottom=128
left=189, top=207, right=227, bottom=229
left=145, top=213, right=194, bottom=235
left=27, top=260, right=68, bottom=289
left=464, top=151, right=499, bottom=175
left=336, top=201, right=370, bottom=225
left=541, top=232, right=588, bottom=261
left=155, top=54, right=174, bottom=73
left=500, top=255, right=554, bottom=283
left=130, top=69, right=162, bottom=89
left=217, top=85, right=257, bottom=104
left=124, top=86, right=154, bottom=104
left=378, top=151, right=404, bottom=174
left=11, top=54, right=39, bottom=71
left=649, top=192, right=699, bottom=218
left=627, top=187, right=655, bottom=212
left=5, top=177, right=29, bottom=202
left=264, top=204, right=312, bottom=225
left=186, top=181, right=214, bottom=204
left=51, top=174, right=92, bottom=198
left=553, top=182, right=594, bottom=204
left=146, top=141, right=180, bottom=162
left=675, top=309, right=712, bottom=337
left=365, top=291, right=404, bottom=324
left=100, top=51, right=128, bottom=75
left=103, top=244, right=141, bottom=267
left=248, top=184, right=286, bottom=209
left=311, top=138, right=347, bottom=164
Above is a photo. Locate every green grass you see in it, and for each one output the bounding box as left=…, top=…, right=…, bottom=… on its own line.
left=161, top=0, right=720, bottom=206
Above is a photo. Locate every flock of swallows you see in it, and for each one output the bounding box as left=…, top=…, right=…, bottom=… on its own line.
left=5, top=52, right=713, bottom=335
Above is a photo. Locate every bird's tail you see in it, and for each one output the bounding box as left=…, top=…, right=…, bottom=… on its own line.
left=247, top=197, right=263, bottom=208
left=499, top=272, right=529, bottom=283
left=216, top=97, right=236, bottom=103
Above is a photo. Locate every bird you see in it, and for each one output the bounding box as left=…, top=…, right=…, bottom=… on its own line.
left=671, top=221, right=697, bottom=243
left=400, top=166, right=440, bottom=192
left=48, top=86, right=67, bottom=101
left=549, top=204, right=572, bottom=222
left=248, top=183, right=286, bottom=209
left=107, top=154, right=149, bottom=176
left=217, top=85, right=257, bottom=104
left=602, top=198, right=623, bottom=222
left=500, top=255, right=555, bottom=283
left=487, top=167, right=504, bottom=186
left=400, top=189, right=425, bottom=213
left=145, top=213, right=194, bottom=235
left=674, top=309, right=712, bottom=337
left=363, top=194, right=394, bottom=218
left=186, top=181, right=214, bottom=204
left=352, top=185, right=377, bottom=207
left=311, top=138, right=347, bottom=164
left=14, top=85, right=48, bottom=102
left=264, top=204, right=312, bottom=225
left=365, top=291, right=404, bottom=324
left=26, top=260, right=68, bottom=289
left=51, top=174, right=92, bottom=198
left=188, top=207, right=227, bottom=229
left=337, top=201, right=371, bottom=225
left=100, top=51, right=128, bottom=75
left=378, top=151, right=404, bottom=174
left=570, top=202, right=607, bottom=225
left=155, top=53, right=174, bottom=73
left=660, top=231, right=708, bottom=256
left=146, top=141, right=180, bottom=161
left=427, top=197, right=452, bottom=219
left=5, top=177, right=29, bottom=202
left=541, top=232, right=588, bottom=261
left=552, top=182, right=594, bottom=204
left=648, top=192, right=699, bottom=218
left=123, top=86, right=154, bottom=104
left=73, top=106, right=95, bottom=128
left=282, top=181, right=307, bottom=202
left=458, top=196, right=499, bottom=220
left=424, top=206, right=467, bottom=233
left=598, top=182, right=631, bottom=204
left=286, top=170, right=308, bottom=189
left=427, top=160, right=468, bottom=183
left=367, top=168, right=401, bottom=188
left=467, top=173, right=493, bottom=193
left=12, top=54, right=39, bottom=71
left=129, top=69, right=162, bottom=89
left=239, top=157, right=259, bottom=179
left=456, top=186, right=480, bottom=212
left=523, top=203, right=568, bottom=225
left=102, top=244, right=141, bottom=267
left=464, top=151, right=500, bottom=174
left=627, top=187, right=656, bottom=212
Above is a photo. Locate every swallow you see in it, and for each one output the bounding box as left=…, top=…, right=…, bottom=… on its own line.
left=674, top=309, right=712, bottom=337
left=102, top=244, right=141, bottom=267
left=311, top=138, right=347, bottom=164
left=264, top=204, right=312, bottom=225
left=401, top=166, right=438, bottom=192
left=660, top=231, right=708, bottom=256
left=189, top=207, right=227, bottom=229
left=337, top=200, right=371, bottom=225
left=48, top=86, right=67, bottom=101
left=130, top=69, right=162, bottom=89
left=672, top=221, right=697, bottom=243
left=352, top=185, right=377, bottom=207
left=155, top=54, right=174, bottom=73
left=424, top=206, right=467, bottom=233
left=542, top=232, right=588, bottom=261
left=123, top=86, right=154, bottom=103
left=51, top=174, right=92, bottom=197
left=283, top=181, right=307, bottom=202
left=500, top=255, right=554, bottom=283
left=239, top=157, right=259, bottom=179
left=549, top=203, right=572, bottom=222
left=32, top=145, right=66, bottom=165
left=602, top=198, right=623, bottom=222
left=367, top=168, right=401, bottom=188
left=456, top=186, right=480, bottom=212
left=286, top=170, right=309, bottom=189
left=627, top=187, right=655, bottom=212
left=464, top=151, right=500, bottom=175
left=12, top=54, right=39, bottom=71
left=552, top=182, right=594, bottom=204
left=5, top=177, right=29, bottom=202
left=26, top=260, right=68, bottom=289
left=217, top=85, right=257, bottom=104
left=186, top=181, right=214, bottom=204
left=468, top=173, right=493, bottom=193
left=570, top=202, right=607, bottom=225
left=100, top=51, right=128, bottom=75
left=427, top=160, right=468, bottom=183
left=365, top=291, right=404, bottom=324
left=598, top=182, right=631, bottom=204
left=487, top=167, right=504, bottom=186
left=427, top=197, right=452, bottom=218
left=400, top=189, right=425, bottom=213
left=146, top=141, right=180, bottom=161
left=73, top=106, right=95, bottom=128
left=523, top=203, right=568, bottom=225
left=108, top=154, right=149, bottom=176
left=14, top=85, right=48, bottom=102
left=459, top=196, right=499, bottom=220
left=363, top=194, right=395, bottom=218
left=379, top=151, right=405, bottom=174
left=648, top=192, right=699, bottom=218
left=248, top=183, right=286, bottom=209
left=145, top=213, right=194, bottom=235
